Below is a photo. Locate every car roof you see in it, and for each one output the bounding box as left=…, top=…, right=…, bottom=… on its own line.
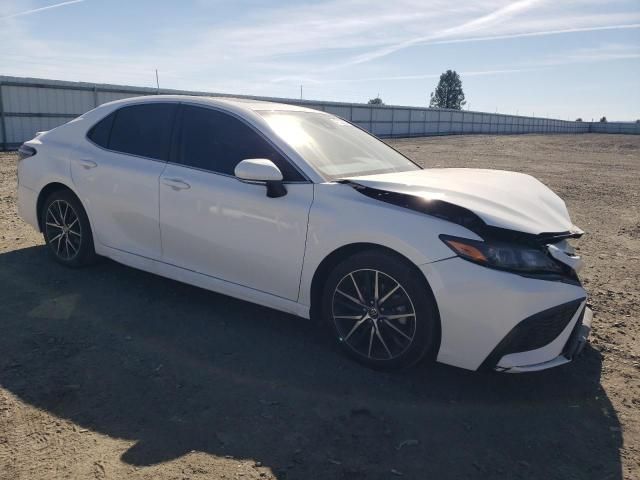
left=101, top=94, right=322, bottom=115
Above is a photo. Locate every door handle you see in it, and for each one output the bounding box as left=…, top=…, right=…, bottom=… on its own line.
left=162, top=178, right=191, bottom=191
left=78, top=159, right=98, bottom=169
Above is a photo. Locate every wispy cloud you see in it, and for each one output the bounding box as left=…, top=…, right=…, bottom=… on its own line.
left=272, top=68, right=533, bottom=85
left=397, top=23, right=640, bottom=50
left=0, top=0, right=85, bottom=20
left=181, top=1, right=640, bottom=75
left=346, top=0, right=545, bottom=66
left=0, top=0, right=638, bottom=116
left=274, top=42, right=640, bottom=87
left=533, top=43, right=640, bottom=66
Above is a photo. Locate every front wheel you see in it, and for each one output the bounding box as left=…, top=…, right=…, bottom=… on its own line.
left=41, top=190, right=97, bottom=267
left=322, top=250, right=439, bottom=369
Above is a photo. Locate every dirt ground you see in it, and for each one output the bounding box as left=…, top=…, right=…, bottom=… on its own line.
left=0, top=134, right=639, bottom=480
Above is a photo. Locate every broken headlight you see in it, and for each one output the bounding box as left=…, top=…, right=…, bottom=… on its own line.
left=440, top=235, right=563, bottom=274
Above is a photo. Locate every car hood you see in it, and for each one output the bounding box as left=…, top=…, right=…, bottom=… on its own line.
left=345, top=168, right=577, bottom=235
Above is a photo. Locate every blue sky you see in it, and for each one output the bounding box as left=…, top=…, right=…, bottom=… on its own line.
left=1, top=0, right=639, bottom=120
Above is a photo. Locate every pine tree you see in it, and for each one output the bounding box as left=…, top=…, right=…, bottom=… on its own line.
left=429, top=70, right=466, bottom=109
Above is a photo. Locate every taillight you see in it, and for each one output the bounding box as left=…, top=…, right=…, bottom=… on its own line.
left=18, top=144, right=37, bottom=160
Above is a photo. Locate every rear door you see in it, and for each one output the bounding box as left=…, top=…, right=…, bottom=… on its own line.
left=72, top=102, right=178, bottom=259
left=158, top=104, right=313, bottom=301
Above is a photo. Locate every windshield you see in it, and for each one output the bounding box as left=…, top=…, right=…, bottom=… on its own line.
left=258, top=111, right=421, bottom=180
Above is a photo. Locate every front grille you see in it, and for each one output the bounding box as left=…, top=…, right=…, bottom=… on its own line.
left=481, top=299, right=585, bottom=370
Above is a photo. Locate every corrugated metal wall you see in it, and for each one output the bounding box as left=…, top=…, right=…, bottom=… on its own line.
left=589, top=121, right=640, bottom=134
left=1, top=75, right=636, bottom=150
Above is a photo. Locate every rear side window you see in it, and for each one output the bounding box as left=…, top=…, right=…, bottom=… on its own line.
left=176, top=105, right=303, bottom=181
left=107, top=103, right=177, bottom=161
left=87, top=112, right=115, bottom=148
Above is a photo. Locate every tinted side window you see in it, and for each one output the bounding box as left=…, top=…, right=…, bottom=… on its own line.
left=109, top=103, right=177, bottom=161
left=177, top=105, right=303, bottom=181
left=87, top=112, right=115, bottom=148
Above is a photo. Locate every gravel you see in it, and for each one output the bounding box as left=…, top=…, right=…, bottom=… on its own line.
left=0, top=133, right=638, bottom=479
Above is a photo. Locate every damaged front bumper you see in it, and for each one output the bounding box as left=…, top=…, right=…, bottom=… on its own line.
left=496, top=306, right=593, bottom=373
left=421, top=255, right=591, bottom=373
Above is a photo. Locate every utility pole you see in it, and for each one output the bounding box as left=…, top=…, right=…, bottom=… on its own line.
left=155, top=69, right=160, bottom=93
left=300, top=85, right=303, bottom=100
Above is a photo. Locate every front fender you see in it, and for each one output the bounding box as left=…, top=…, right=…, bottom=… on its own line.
left=297, top=183, right=481, bottom=307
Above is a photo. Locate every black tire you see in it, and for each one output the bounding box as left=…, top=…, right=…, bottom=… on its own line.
left=322, top=249, right=439, bottom=370
left=41, top=189, right=97, bottom=267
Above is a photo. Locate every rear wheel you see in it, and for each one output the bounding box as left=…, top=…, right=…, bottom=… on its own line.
left=41, top=190, right=96, bottom=267
left=322, top=250, right=439, bottom=369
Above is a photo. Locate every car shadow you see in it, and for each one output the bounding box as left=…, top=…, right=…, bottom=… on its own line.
left=0, top=246, right=622, bottom=479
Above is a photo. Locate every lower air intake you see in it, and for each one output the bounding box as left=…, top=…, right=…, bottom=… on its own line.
left=481, top=299, right=585, bottom=370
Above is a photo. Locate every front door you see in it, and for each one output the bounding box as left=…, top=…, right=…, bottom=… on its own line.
left=159, top=104, right=313, bottom=301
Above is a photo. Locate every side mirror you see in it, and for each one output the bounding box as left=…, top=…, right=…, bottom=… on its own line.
left=234, top=159, right=287, bottom=198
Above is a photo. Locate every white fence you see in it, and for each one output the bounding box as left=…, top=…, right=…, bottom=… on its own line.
left=1, top=75, right=637, bottom=150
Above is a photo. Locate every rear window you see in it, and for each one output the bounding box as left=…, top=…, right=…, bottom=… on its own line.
left=89, top=103, right=177, bottom=161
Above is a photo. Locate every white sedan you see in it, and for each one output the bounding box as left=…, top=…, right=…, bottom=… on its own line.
left=16, top=95, right=592, bottom=372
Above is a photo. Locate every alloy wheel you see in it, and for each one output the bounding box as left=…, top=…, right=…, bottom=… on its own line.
left=45, top=199, right=82, bottom=261
left=332, top=269, right=417, bottom=360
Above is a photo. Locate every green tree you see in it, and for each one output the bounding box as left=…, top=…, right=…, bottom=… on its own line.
left=368, top=97, right=384, bottom=105
left=600, top=116, right=607, bottom=123
left=429, top=70, right=466, bottom=109
left=575, top=118, right=583, bottom=122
